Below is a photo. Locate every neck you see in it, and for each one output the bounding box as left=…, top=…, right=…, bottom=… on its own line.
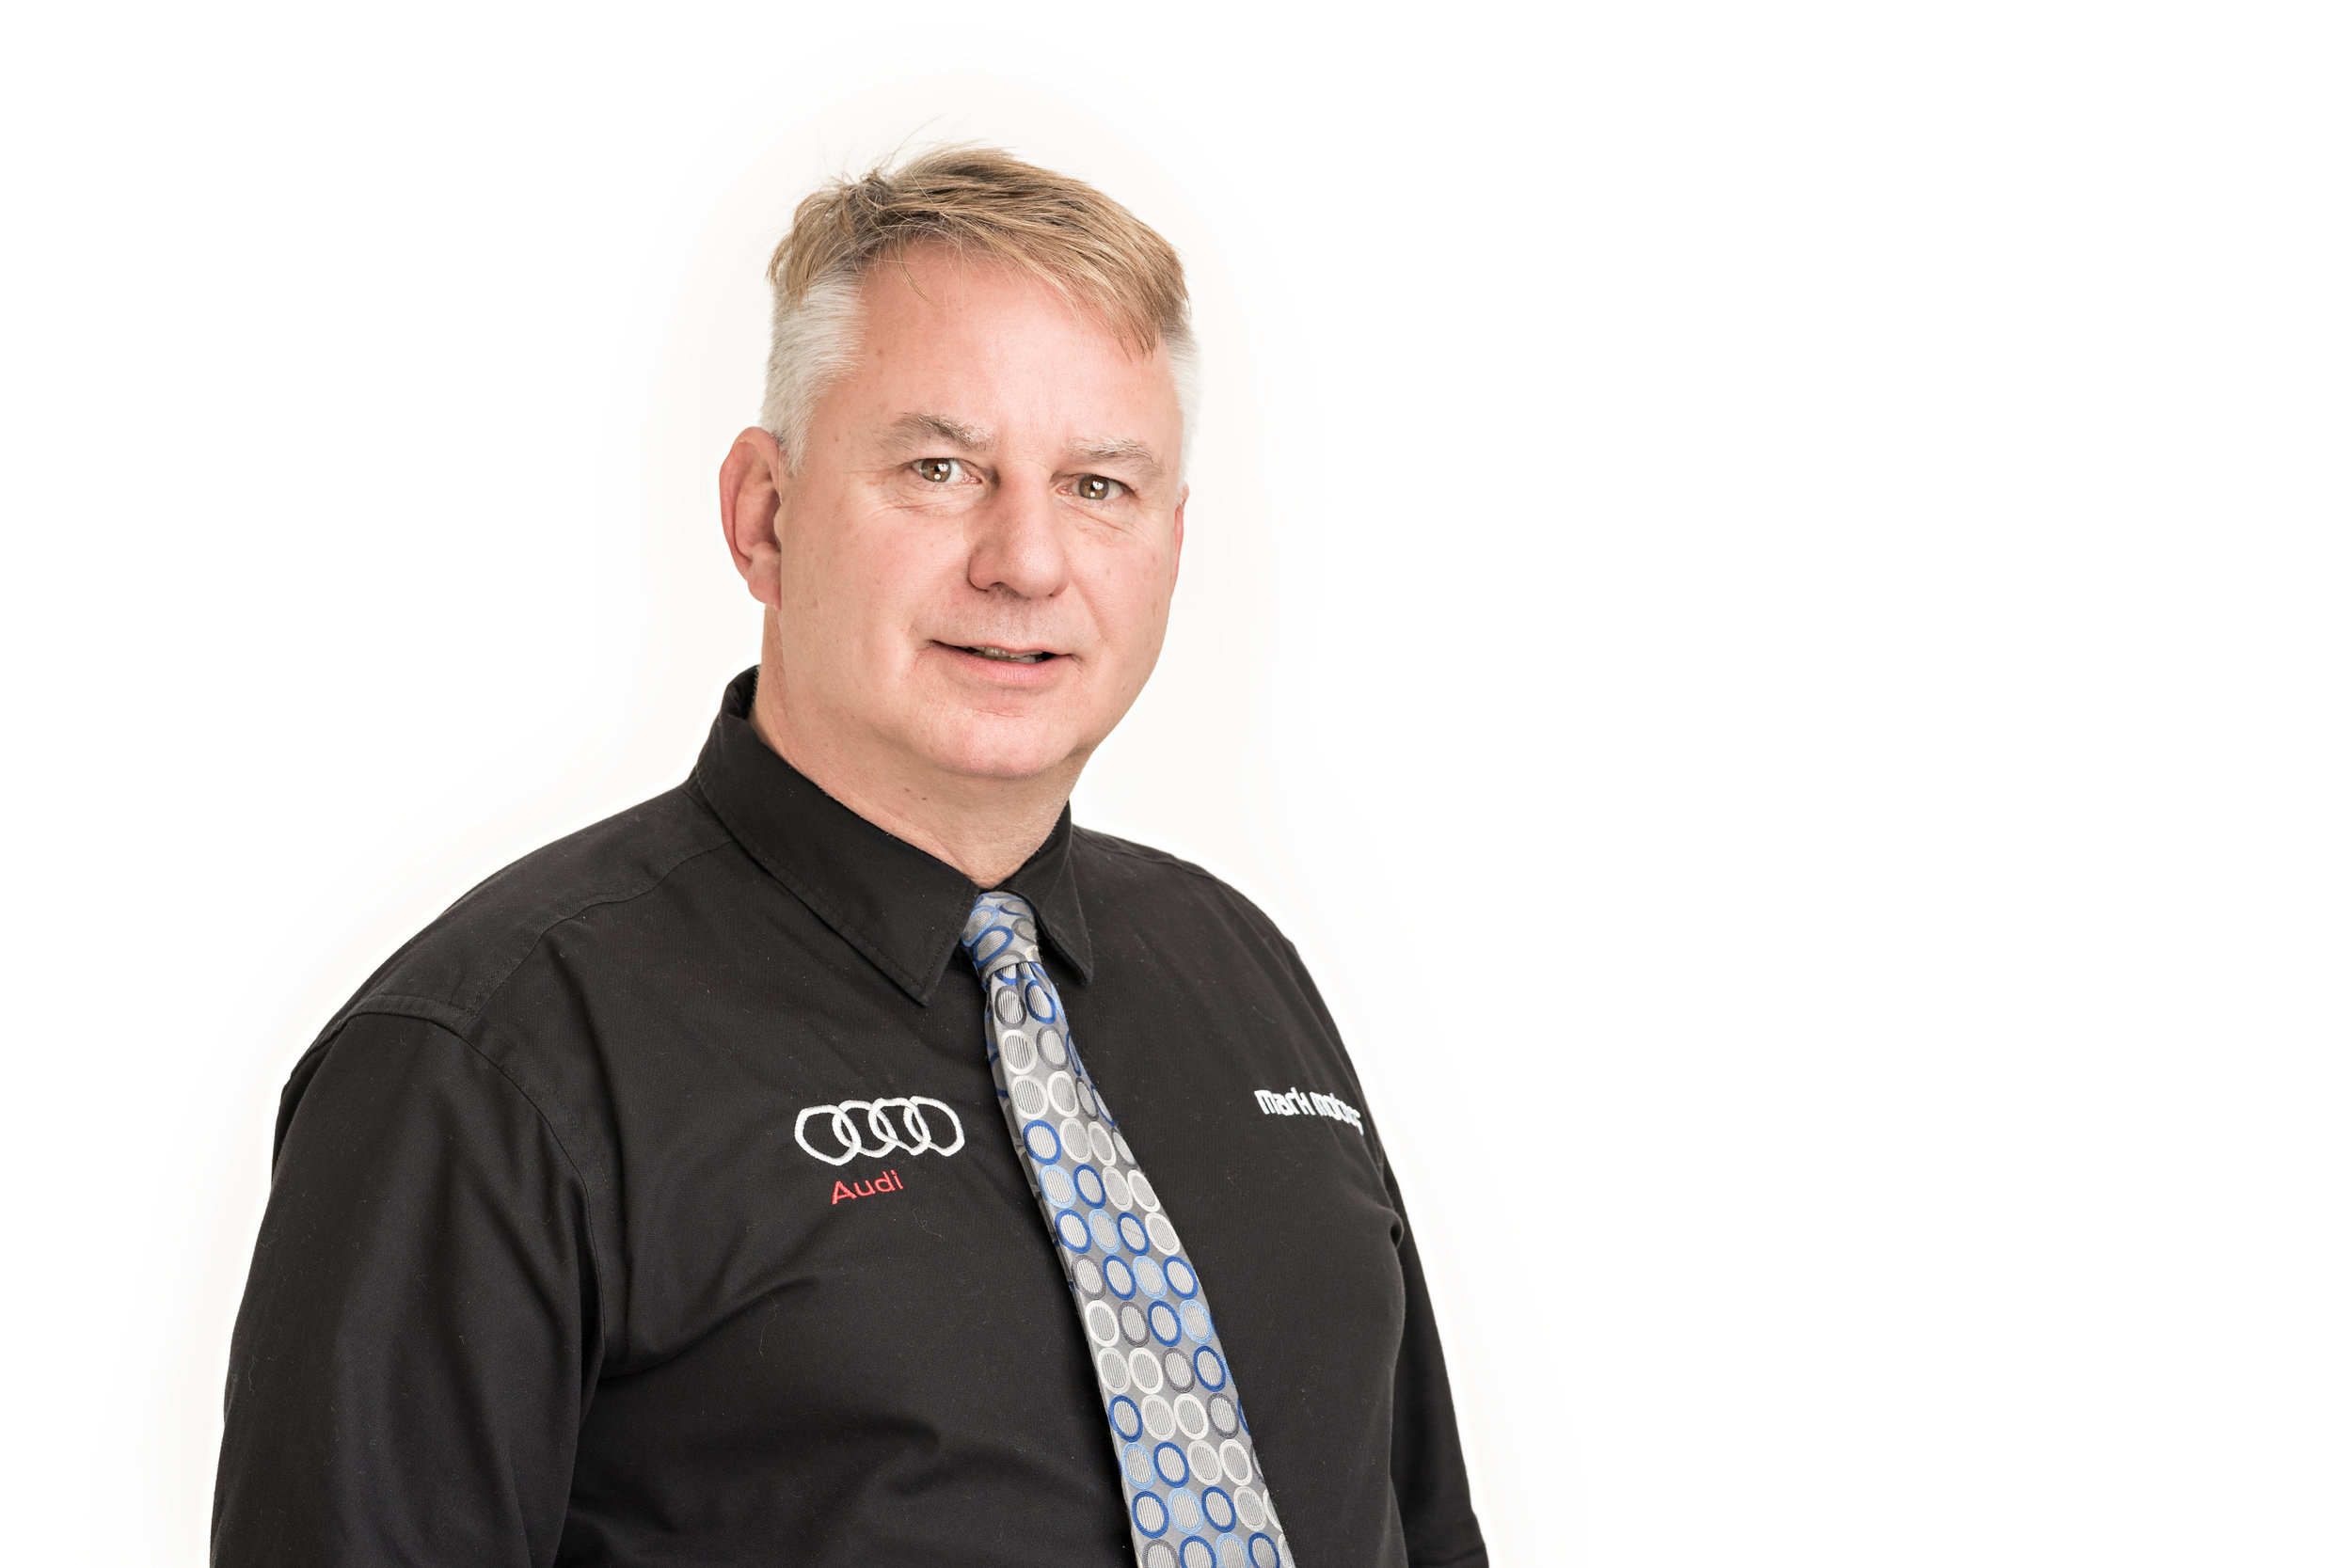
left=748, top=654, right=1079, bottom=890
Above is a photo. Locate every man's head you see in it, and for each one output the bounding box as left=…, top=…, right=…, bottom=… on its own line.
left=722, top=149, right=1193, bottom=855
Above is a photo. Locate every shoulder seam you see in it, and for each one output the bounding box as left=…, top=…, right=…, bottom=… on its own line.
left=337, top=828, right=739, bottom=1036
left=1073, top=828, right=1224, bottom=885
left=460, top=832, right=739, bottom=1022
left=333, top=1007, right=618, bottom=1357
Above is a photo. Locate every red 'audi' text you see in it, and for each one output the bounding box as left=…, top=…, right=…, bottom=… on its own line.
left=831, top=1170, right=903, bottom=1205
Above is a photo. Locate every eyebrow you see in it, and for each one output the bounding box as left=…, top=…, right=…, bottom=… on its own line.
left=883, top=413, right=1165, bottom=480
left=886, top=412, right=994, bottom=450
left=1068, top=437, right=1165, bottom=479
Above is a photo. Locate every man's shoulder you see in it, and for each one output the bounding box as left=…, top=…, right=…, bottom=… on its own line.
left=1070, top=824, right=1230, bottom=898
left=325, top=780, right=739, bottom=1041
left=1070, top=825, right=1294, bottom=953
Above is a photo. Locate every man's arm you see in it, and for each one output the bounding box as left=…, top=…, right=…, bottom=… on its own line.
left=213, top=1011, right=597, bottom=1567
left=1249, top=915, right=1490, bottom=1564
left=1384, top=1159, right=1490, bottom=1568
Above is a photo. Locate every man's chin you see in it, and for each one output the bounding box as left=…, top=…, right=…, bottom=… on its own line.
left=911, top=717, right=1091, bottom=789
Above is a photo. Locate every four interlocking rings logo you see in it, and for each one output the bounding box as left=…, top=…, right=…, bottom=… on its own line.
left=794, top=1097, right=966, bottom=1166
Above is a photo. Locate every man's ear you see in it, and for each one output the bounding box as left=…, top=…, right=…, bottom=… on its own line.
left=721, top=427, right=789, bottom=609
left=1169, top=483, right=1187, bottom=588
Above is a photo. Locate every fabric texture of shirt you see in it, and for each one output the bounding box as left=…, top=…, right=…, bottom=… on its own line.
left=213, top=669, right=1487, bottom=1568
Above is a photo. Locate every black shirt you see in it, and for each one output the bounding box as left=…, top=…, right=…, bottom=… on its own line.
left=214, top=671, right=1486, bottom=1568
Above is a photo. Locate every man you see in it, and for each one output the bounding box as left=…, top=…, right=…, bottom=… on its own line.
left=214, top=148, right=1486, bottom=1568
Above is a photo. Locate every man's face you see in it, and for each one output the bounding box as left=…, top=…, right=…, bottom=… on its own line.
left=734, top=247, right=1186, bottom=788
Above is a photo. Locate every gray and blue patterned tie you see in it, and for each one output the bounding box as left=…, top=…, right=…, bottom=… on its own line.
left=961, top=891, right=1294, bottom=1568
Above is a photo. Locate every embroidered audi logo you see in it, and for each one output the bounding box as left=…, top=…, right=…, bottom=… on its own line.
left=794, top=1097, right=966, bottom=1166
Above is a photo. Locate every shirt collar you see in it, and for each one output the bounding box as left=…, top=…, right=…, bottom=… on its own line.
left=691, top=668, right=1094, bottom=1005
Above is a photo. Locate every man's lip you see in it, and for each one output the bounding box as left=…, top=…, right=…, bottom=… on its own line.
left=939, top=641, right=1064, bottom=664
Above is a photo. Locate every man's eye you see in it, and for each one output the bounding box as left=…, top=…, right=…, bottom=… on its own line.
left=1074, top=475, right=1124, bottom=502
left=915, top=457, right=963, bottom=483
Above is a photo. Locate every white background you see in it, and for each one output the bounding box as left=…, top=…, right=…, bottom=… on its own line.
left=3, top=3, right=2346, bottom=1563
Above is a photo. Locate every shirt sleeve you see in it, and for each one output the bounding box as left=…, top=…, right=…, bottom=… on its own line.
left=213, top=1010, right=599, bottom=1567
left=1380, top=1156, right=1491, bottom=1568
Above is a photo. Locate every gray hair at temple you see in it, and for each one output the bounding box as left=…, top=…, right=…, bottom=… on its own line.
left=758, top=146, right=1200, bottom=473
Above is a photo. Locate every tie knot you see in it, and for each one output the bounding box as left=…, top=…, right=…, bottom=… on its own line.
left=961, top=890, right=1042, bottom=978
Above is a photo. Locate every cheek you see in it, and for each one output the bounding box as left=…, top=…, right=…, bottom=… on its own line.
left=1085, top=548, right=1179, bottom=672
left=794, top=511, right=946, bottom=637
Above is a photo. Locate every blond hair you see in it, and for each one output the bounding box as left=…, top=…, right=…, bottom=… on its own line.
left=759, top=146, right=1197, bottom=468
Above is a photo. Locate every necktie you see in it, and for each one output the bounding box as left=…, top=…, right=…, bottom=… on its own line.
left=961, top=891, right=1295, bottom=1568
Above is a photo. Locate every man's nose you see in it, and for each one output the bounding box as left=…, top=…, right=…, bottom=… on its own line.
left=967, top=474, right=1072, bottom=600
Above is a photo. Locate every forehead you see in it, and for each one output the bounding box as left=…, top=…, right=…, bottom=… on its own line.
left=842, top=248, right=1182, bottom=445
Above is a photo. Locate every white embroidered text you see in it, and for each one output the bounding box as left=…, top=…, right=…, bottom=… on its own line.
left=1253, top=1087, right=1364, bottom=1134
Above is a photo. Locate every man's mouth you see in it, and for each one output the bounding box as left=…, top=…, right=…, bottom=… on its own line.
left=950, top=643, right=1056, bottom=664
